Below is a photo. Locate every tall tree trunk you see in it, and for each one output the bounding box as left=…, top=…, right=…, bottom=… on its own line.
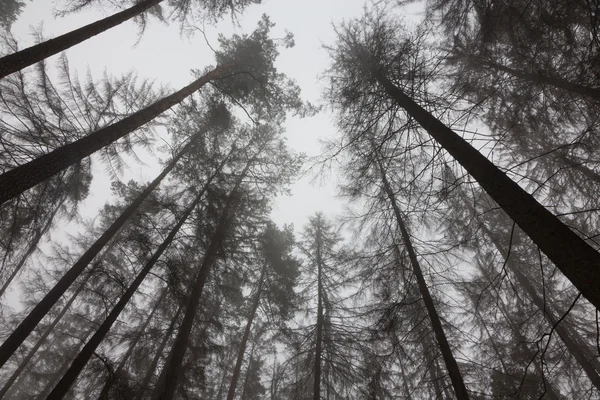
left=0, top=0, right=163, bottom=79
left=213, top=350, right=234, bottom=400
left=240, top=341, right=257, bottom=400
left=377, top=160, right=469, bottom=399
left=418, top=329, right=446, bottom=399
left=313, top=222, right=325, bottom=400
left=270, top=349, right=278, bottom=399
left=373, top=71, right=600, bottom=311
left=46, top=155, right=228, bottom=399
left=0, top=64, right=233, bottom=205
left=485, top=270, right=562, bottom=400
left=35, top=324, right=96, bottom=400
left=96, top=288, right=168, bottom=399
left=480, top=222, right=600, bottom=390
left=0, top=202, right=60, bottom=299
left=134, top=305, right=183, bottom=400
left=151, top=160, right=254, bottom=400
left=0, top=138, right=195, bottom=368
left=0, top=262, right=98, bottom=399
left=226, top=265, right=265, bottom=400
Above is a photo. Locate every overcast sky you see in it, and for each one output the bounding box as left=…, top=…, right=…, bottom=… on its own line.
left=9, top=0, right=423, bottom=233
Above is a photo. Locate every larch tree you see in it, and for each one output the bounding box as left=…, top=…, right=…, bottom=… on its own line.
left=325, top=10, right=600, bottom=313
left=0, top=14, right=304, bottom=205
left=226, top=222, right=300, bottom=400
left=0, top=0, right=261, bottom=79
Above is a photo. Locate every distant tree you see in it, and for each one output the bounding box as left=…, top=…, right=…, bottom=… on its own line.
left=45, top=148, right=233, bottom=398
left=281, top=213, right=359, bottom=400
left=0, top=0, right=25, bottom=30
left=226, top=222, right=300, bottom=400
left=151, top=122, right=301, bottom=399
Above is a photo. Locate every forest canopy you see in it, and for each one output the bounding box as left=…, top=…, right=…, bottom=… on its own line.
left=0, top=0, right=599, bottom=399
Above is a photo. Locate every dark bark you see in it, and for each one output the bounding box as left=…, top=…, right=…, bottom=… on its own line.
left=0, top=263, right=98, bottom=399
left=96, top=289, right=167, bottom=400
left=0, top=64, right=232, bottom=205
left=150, top=161, right=253, bottom=400
left=0, top=0, right=163, bottom=79
left=0, top=139, right=192, bottom=368
left=46, top=155, right=227, bottom=399
left=226, top=265, right=265, bottom=400
left=134, top=305, right=183, bottom=400
left=378, top=160, right=469, bottom=399
left=374, top=71, right=600, bottom=311
left=313, top=223, right=324, bottom=400
left=214, top=351, right=234, bottom=400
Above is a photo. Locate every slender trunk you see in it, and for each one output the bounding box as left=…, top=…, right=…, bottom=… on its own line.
left=454, top=187, right=562, bottom=398
left=0, top=263, right=98, bottom=399
left=96, top=288, right=167, bottom=399
left=0, top=203, right=60, bottom=299
left=313, top=223, right=324, bottom=400
left=374, top=71, right=600, bottom=311
left=420, top=334, right=445, bottom=399
left=226, top=265, right=265, bottom=400
left=0, top=138, right=193, bottom=368
left=270, top=349, right=278, bottom=399
left=134, top=305, right=183, bottom=400
left=46, top=161, right=224, bottom=399
left=151, top=160, right=254, bottom=400
left=394, top=342, right=412, bottom=399
left=214, top=351, right=233, bottom=400
left=481, top=223, right=600, bottom=390
left=0, top=64, right=232, bottom=205
left=478, top=58, right=600, bottom=101
left=513, top=266, right=600, bottom=390
left=489, top=277, right=561, bottom=400
left=240, top=342, right=257, bottom=400
left=468, top=294, right=508, bottom=374
left=0, top=0, right=163, bottom=79
left=36, top=324, right=96, bottom=400
left=377, top=161, right=469, bottom=399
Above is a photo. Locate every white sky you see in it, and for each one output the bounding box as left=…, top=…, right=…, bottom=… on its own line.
left=9, top=0, right=423, bottom=232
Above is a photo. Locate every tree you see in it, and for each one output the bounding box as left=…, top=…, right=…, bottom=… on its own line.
left=0, top=0, right=25, bottom=30
left=226, top=222, right=300, bottom=400
left=0, top=0, right=261, bottom=79
left=326, top=11, right=600, bottom=312
left=45, top=145, right=233, bottom=399
left=0, top=54, right=158, bottom=299
left=0, top=128, right=202, bottom=368
left=151, top=122, right=301, bottom=399
left=0, top=15, right=303, bottom=205
left=282, top=213, right=359, bottom=400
